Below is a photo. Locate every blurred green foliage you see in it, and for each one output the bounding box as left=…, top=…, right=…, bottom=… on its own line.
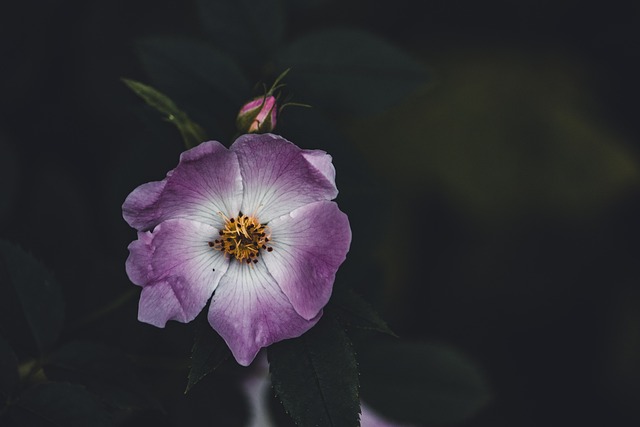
left=348, top=49, right=639, bottom=223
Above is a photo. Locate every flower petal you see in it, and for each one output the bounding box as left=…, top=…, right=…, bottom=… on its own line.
left=361, top=402, right=415, bottom=427
left=122, top=140, right=243, bottom=231
left=208, top=261, right=321, bottom=366
left=263, top=201, right=351, bottom=320
left=231, top=133, right=338, bottom=223
left=301, top=149, right=336, bottom=189
left=126, top=218, right=229, bottom=327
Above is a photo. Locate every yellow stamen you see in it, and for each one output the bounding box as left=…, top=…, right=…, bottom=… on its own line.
left=209, top=212, right=273, bottom=264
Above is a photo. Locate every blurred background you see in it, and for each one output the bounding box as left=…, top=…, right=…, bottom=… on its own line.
left=1, top=0, right=640, bottom=426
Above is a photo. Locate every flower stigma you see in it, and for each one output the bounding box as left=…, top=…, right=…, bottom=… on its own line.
left=209, top=212, right=273, bottom=265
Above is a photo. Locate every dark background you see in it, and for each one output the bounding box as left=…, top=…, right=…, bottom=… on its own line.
left=2, top=0, right=640, bottom=426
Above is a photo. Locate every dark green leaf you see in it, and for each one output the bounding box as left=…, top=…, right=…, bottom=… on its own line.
left=44, top=341, right=161, bottom=412
left=275, top=28, right=428, bottom=116
left=0, top=335, right=18, bottom=397
left=329, top=287, right=396, bottom=337
left=136, top=37, right=250, bottom=139
left=186, top=314, right=230, bottom=393
left=196, top=0, right=284, bottom=66
left=10, top=382, right=113, bottom=427
left=122, top=78, right=206, bottom=149
left=268, top=313, right=360, bottom=427
left=359, top=341, right=492, bottom=426
left=0, top=240, right=64, bottom=353
left=267, top=390, right=298, bottom=427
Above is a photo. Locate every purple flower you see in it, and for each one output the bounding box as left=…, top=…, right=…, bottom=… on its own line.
left=122, top=133, right=351, bottom=366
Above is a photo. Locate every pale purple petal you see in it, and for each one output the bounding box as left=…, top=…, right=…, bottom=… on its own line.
left=121, top=180, right=167, bottom=231
left=263, top=201, right=351, bottom=320
left=126, top=218, right=229, bottom=327
left=230, top=133, right=338, bottom=223
left=122, top=140, right=243, bottom=231
left=361, top=403, right=417, bottom=427
left=301, top=149, right=336, bottom=189
left=138, top=279, right=191, bottom=327
left=125, top=230, right=155, bottom=287
left=208, top=261, right=321, bottom=366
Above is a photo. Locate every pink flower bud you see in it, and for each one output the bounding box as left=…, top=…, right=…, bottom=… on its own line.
left=236, top=95, right=278, bottom=134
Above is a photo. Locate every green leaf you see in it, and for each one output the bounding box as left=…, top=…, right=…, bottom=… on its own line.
left=185, top=314, right=231, bottom=393
left=268, top=313, right=360, bottom=427
left=135, top=36, right=250, bottom=138
left=122, top=78, right=206, bottom=149
left=196, top=0, right=285, bottom=66
left=0, top=240, right=64, bottom=354
left=10, top=382, right=113, bottom=427
left=359, top=341, right=492, bottom=426
left=329, top=287, right=396, bottom=337
left=275, top=28, right=428, bottom=116
left=0, top=335, right=18, bottom=397
left=267, top=391, right=298, bottom=427
left=44, top=341, right=161, bottom=412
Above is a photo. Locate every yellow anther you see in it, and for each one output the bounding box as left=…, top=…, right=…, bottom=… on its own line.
left=210, top=213, right=272, bottom=264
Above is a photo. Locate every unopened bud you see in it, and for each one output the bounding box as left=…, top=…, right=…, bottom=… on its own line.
left=236, top=95, right=277, bottom=134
